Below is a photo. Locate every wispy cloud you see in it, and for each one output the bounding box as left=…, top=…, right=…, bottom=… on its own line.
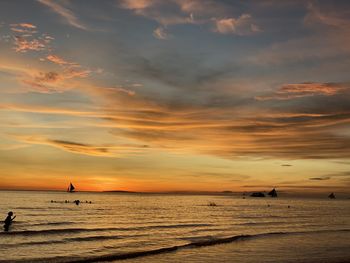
left=10, top=23, right=38, bottom=34
left=119, top=0, right=194, bottom=26
left=21, top=71, right=63, bottom=93
left=8, top=134, right=148, bottom=157
left=250, top=1, right=350, bottom=66
left=2, top=22, right=92, bottom=93
left=8, top=23, right=54, bottom=53
left=14, top=135, right=115, bottom=156
left=46, top=54, right=74, bottom=66
left=0, top=58, right=90, bottom=93
left=309, top=177, right=331, bottom=181
left=305, top=2, right=350, bottom=30
left=18, top=23, right=37, bottom=29
left=114, top=87, right=136, bottom=96
left=20, top=68, right=91, bottom=93
left=13, top=36, right=46, bottom=52
left=47, top=139, right=113, bottom=156
left=213, top=14, right=261, bottom=35
left=87, top=84, right=350, bottom=160
left=256, top=82, right=349, bottom=101
left=119, top=0, right=260, bottom=37
left=37, top=0, right=88, bottom=30
left=153, top=26, right=169, bottom=40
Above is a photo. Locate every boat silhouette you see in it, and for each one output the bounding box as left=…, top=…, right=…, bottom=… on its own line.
left=328, top=192, right=335, bottom=199
left=267, top=188, right=277, bottom=197
left=67, top=183, right=75, bottom=193
left=250, top=192, right=265, bottom=197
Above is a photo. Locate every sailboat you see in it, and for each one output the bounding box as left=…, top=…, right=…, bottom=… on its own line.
left=328, top=192, right=336, bottom=199
left=268, top=188, right=277, bottom=197
left=67, top=182, right=75, bottom=193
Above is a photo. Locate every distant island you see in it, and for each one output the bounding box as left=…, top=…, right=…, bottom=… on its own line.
left=103, top=190, right=137, bottom=193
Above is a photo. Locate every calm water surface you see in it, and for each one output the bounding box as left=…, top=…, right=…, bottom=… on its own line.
left=0, top=191, right=349, bottom=262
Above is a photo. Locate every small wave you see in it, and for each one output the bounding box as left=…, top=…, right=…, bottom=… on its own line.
left=237, top=221, right=287, bottom=226
left=1, top=234, right=147, bottom=248
left=152, top=223, right=211, bottom=229
left=0, top=228, right=111, bottom=236
left=237, top=215, right=288, bottom=219
left=34, top=222, right=75, bottom=226
left=65, top=235, right=122, bottom=242
left=0, top=223, right=213, bottom=236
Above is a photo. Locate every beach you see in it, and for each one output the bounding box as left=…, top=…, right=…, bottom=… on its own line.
left=0, top=191, right=349, bottom=262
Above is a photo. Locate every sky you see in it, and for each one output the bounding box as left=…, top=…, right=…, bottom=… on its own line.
left=0, top=0, right=349, bottom=194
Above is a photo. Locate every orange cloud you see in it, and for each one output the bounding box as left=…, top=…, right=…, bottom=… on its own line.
left=63, top=67, right=91, bottom=79
left=114, top=87, right=136, bottom=96
left=0, top=56, right=90, bottom=93
left=46, top=54, right=72, bottom=65
left=119, top=0, right=155, bottom=10
left=10, top=23, right=38, bottom=34
left=0, top=103, right=99, bottom=117
left=81, top=83, right=350, bottom=160
left=20, top=68, right=91, bottom=93
left=13, top=36, right=46, bottom=52
left=18, top=23, right=37, bottom=29
left=214, top=14, right=261, bottom=35
left=8, top=23, right=54, bottom=53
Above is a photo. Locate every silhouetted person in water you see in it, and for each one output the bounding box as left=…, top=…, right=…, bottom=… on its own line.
left=4, top=211, right=16, bottom=232
left=74, top=200, right=80, bottom=206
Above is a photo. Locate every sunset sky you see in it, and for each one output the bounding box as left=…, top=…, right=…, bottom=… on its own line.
left=0, top=0, right=349, bottom=193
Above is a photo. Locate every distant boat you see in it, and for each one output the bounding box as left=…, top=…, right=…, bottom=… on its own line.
left=250, top=192, right=265, bottom=197
left=268, top=188, right=277, bottom=198
left=67, top=183, right=75, bottom=193
left=328, top=192, right=336, bottom=199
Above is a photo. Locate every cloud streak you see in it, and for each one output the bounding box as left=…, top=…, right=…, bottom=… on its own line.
left=309, top=177, right=330, bottom=181
left=37, top=0, right=88, bottom=30
left=256, top=82, right=349, bottom=101
left=9, top=135, right=147, bottom=157
left=46, top=54, right=74, bottom=66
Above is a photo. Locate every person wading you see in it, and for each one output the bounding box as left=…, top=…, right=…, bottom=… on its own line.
left=4, top=211, right=16, bottom=232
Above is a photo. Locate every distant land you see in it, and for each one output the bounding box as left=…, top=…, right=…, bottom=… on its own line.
left=103, top=190, right=137, bottom=193
left=0, top=189, right=349, bottom=199
left=104, top=190, right=240, bottom=196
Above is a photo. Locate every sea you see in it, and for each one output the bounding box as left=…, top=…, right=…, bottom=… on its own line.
left=0, top=191, right=349, bottom=263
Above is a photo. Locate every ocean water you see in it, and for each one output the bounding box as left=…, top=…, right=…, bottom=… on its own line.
left=0, top=191, right=349, bottom=263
